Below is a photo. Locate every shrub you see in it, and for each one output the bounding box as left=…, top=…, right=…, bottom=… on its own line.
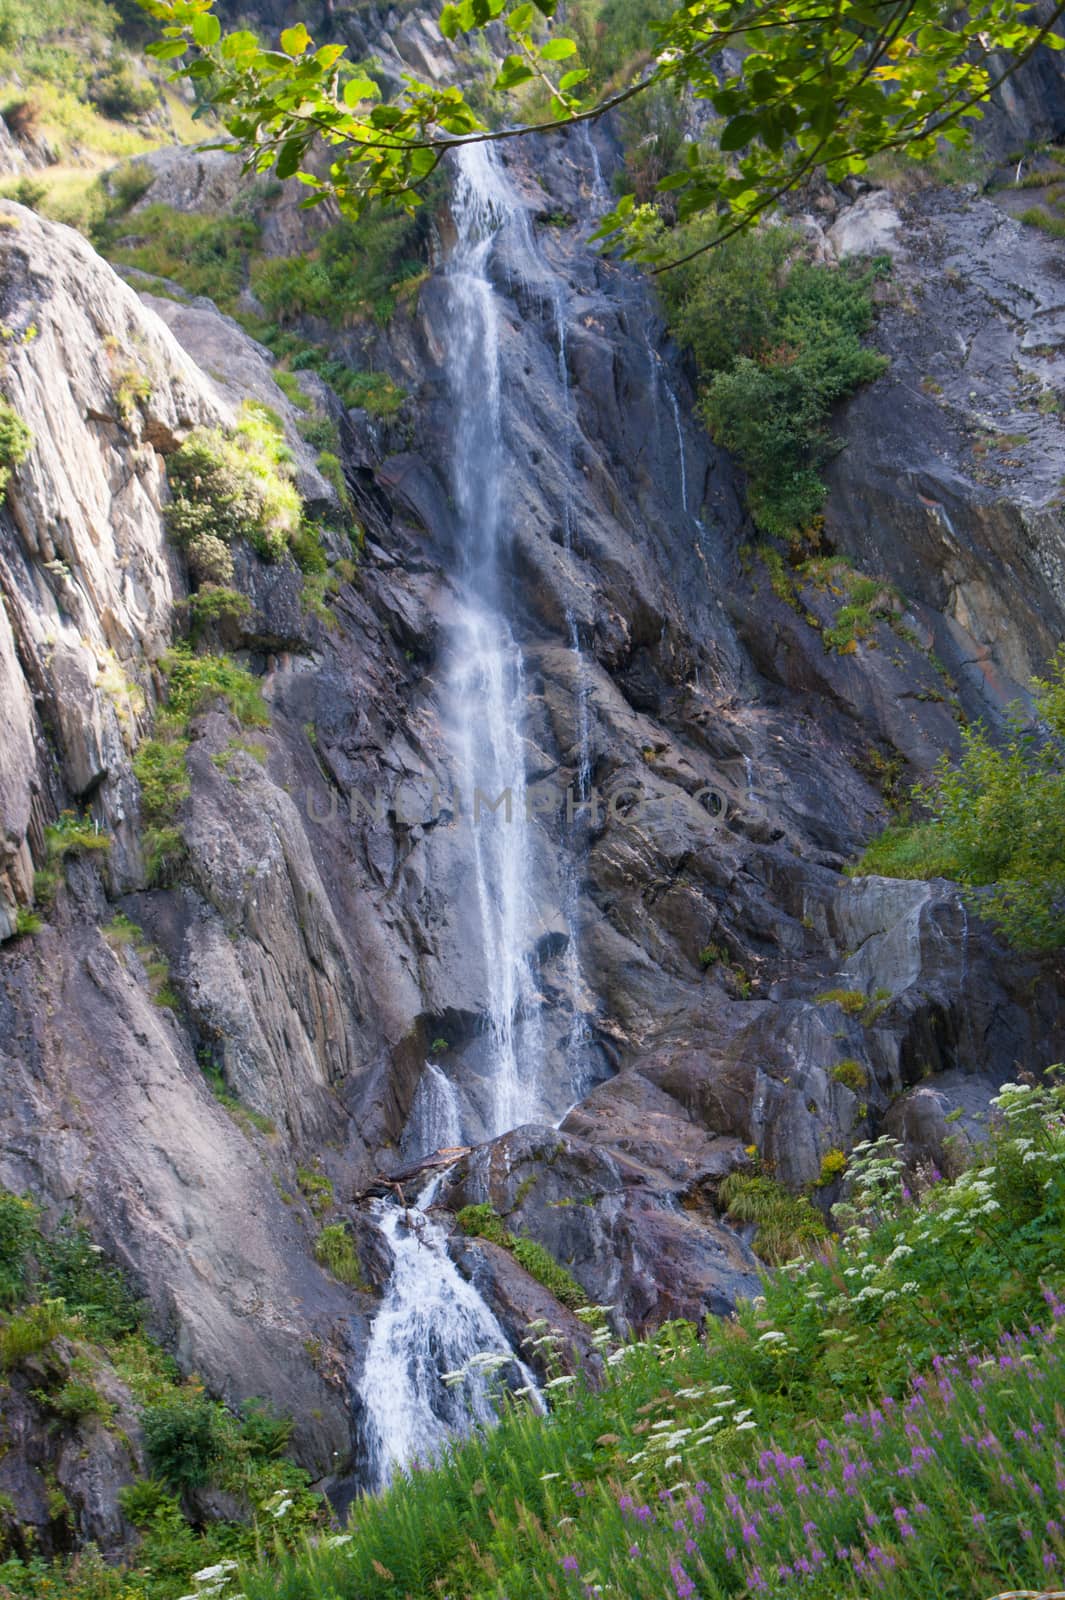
left=658, top=226, right=889, bottom=538
left=510, top=1237, right=585, bottom=1309
left=39, top=1217, right=141, bottom=1339
left=161, top=646, right=268, bottom=728
left=239, top=1398, right=294, bottom=1460
left=853, top=648, right=1065, bottom=950
left=166, top=406, right=302, bottom=565
left=0, top=1188, right=37, bottom=1308
left=831, top=1058, right=868, bottom=1093
left=46, top=1376, right=113, bottom=1423
left=249, top=208, right=427, bottom=328
left=132, top=732, right=190, bottom=886
left=0, top=1299, right=69, bottom=1369
left=87, top=54, right=157, bottom=121
left=141, top=1396, right=223, bottom=1491
left=44, top=810, right=111, bottom=860
left=13, top=907, right=41, bottom=936
left=456, top=1204, right=585, bottom=1307
left=185, top=585, right=252, bottom=634
left=101, top=205, right=259, bottom=313
left=817, top=1146, right=848, bottom=1186
left=313, top=1223, right=367, bottom=1289
left=815, top=987, right=868, bottom=1015
left=297, top=1167, right=334, bottom=1218
left=0, top=397, right=31, bottom=493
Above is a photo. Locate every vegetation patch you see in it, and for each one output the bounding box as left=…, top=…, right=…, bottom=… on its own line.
left=313, top=1223, right=368, bottom=1291
left=249, top=210, right=429, bottom=328
left=0, top=397, right=31, bottom=493
left=656, top=225, right=889, bottom=539
left=717, top=1169, right=828, bottom=1264
left=853, top=649, right=1065, bottom=950
left=165, top=403, right=303, bottom=577
left=456, top=1203, right=585, bottom=1309
left=101, top=204, right=259, bottom=314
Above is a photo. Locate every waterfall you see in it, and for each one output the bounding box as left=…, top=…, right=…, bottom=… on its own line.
left=668, top=386, right=689, bottom=516
left=357, top=141, right=622, bottom=1488
left=359, top=1176, right=539, bottom=1490
left=442, top=142, right=549, bottom=1140
left=401, top=1062, right=463, bottom=1164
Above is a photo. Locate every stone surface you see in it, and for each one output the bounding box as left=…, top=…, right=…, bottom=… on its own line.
left=2, top=71, right=1065, bottom=1535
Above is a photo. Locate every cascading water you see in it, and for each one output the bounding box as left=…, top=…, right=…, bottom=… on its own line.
left=357, top=144, right=583, bottom=1485
left=441, top=141, right=549, bottom=1139
left=359, top=1175, right=539, bottom=1488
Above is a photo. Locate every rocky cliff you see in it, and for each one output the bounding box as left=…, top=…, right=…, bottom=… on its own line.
left=1, top=16, right=1064, bottom=1545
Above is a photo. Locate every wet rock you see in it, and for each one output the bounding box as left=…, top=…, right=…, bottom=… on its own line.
left=443, top=1124, right=762, bottom=1330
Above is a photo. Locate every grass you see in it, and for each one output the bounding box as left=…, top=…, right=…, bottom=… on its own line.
left=101, top=203, right=259, bottom=314
left=197, top=1074, right=1065, bottom=1600
left=313, top=1223, right=369, bottom=1291
left=457, top=1204, right=586, bottom=1309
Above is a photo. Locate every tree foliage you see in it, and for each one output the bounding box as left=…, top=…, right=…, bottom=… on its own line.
left=855, top=648, right=1065, bottom=951
left=134, top=0, right=1064, bottom=262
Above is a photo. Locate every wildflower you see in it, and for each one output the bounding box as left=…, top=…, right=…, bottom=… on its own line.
left=670, top=1561, right=695, bottom=1598
left=972, top=1511, right=987, bottom=1527
left=541, top=1472, right=561, bottom=1481
left=544, top=1375, right=577, bottom=1389
left=192, top=1566, right=238, bottom=1583
left=628, top=1544, right=640, bottom=1557
left=561, top=1555, right=579, bottom=1573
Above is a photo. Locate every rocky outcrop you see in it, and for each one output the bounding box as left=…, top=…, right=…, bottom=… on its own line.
left=2, top=67, right=1065, bottom=1531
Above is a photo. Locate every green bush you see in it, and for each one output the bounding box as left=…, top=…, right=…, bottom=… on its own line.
left=239, top=1398, right=294, bottom=1460
left=854, top=648, right=1065, bottom=949
left=815, top=987, right=868, bottom=1014
left=39, top=1218, right=141, bottom=1340
left=44, top=810, right=111, bottom=861
left=456, top=1204, right=585, bottom=1307
left=313, top=1222, right=367, bottom=1289
left=142, top=1395, right=224, bottom=1491
left=88, top=54, right=157, bottom=120
left=658, top=226, right=888, bottom=537
left=46, top=1376, right=113, bottom=1423
left=0, top=398, right=31, bottom=493
left=161, top=645, right=268, bottom=728
left=831, top=1057, right=869, bottom=1092
left=0, top=1188, right=38, bottom=1309
left=250, top=209, right=427, bottom=328
left=0, top=1300, right=69, bottom=1369
left=166, top=405, right=302, bottom=566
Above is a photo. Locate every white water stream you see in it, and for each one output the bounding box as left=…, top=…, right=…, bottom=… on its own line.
left=359, top=1176, right=539, bottom=1488
left=356, top=143, right=588, bottom=1488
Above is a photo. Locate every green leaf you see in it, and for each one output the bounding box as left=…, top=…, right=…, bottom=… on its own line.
left=720, top=113, right=760, bottom=152
left=539, top=35, right=576, bottom=59
left=280, top=22, right=311, bottom=55
left=191, top=11, right=220, bottom=46
left=531, top=0, right=557, bottom=16
left=147, top=38, right=189, bottom=58
left=275, top=137, right=305, bottom=179
left=343, top=76, right=379, bottom=105
left=439, top=4, right=461, bottom=37
left=497, top=54, right=535, bottom=89
left=315, top=44, right=346, bottom=69
left=558, top=67, right=589, bottom=90
left=507, top=2, right=534, bottom=28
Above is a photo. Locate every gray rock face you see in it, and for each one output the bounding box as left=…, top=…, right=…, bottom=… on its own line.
left=2, top=80, right=1065, bottom=1534
left=822, top=185, right=1065, bottom=697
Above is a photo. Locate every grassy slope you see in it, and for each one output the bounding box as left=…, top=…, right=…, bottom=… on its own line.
left=222, top=1077, right=1065, bottom=1600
